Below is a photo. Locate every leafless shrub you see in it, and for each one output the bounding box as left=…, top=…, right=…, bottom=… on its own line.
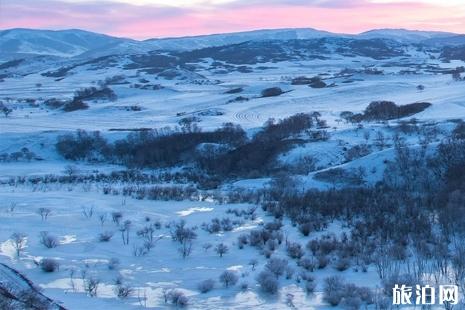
left=108, top=257, right=120, bottom=270
left=98, top=213, right=107, bottom=226
left=219, top=270, right=238, bottom=288
left=197, top=279, right=215, bottom=293
left=167, top=289, right=188, bottom=307
left=249, top=259, right=258, bottom=270
left=114, top=277, right=134, bottom=299
left=83, top=276, right=100, bottom=297
left=265, top=257, right=288, bottom=277
left=237, top=234, right=248, bottom=249
left=37, top=207, right=51, bottom=221
left=202, top=243, right=212, bottom=252
left=40, top=258, right=59, bottom=272
left=81, top=206, right=94, bottom=219
left=178, top=239, right=193, bottom=259
left=98, top=231, right=114, bottom=242
left=257, top=270, right=278, bottom=294
left=119, top=220, right=131, bottom=245
left=112, top=211, right=123, bottom=225
left=39, top=231, right=58, bottom=248
left=286, top=242, right=304, bottom=259
left=215, top=243, right=229, bottom=257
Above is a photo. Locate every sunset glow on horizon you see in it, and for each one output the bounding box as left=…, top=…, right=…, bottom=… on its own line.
left=1, top=0, right=464, bottom=39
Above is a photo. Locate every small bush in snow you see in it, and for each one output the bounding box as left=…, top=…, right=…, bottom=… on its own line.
left=37, top=207, right=52, bottom=221
left=261, top=87, right=284, bottom=97
left=112, top=211, right=123, bottom=225
left=262, top=249, right=273, bottom=258
left=298, top=271, right=315, bottom=283
left=285, top=266, right=294, bottom=279
left=108, top=257, right=120, bottom=270
left=98, top=231, right=114, bottom=242
left=286, top=242, right=304, bottom=259
left=237, top=234, right=248, bottom=249
left=265, top=257, right=288, bottom=278
left=114, top=278, right=134, bottom=299
left=220, top=217, right=234, bottom=231
left=240, top=282, right=249, bottom=291
left=341, top=296, right=362, bottom=310
left=202, top=243, right=212, bottom=252
left=197, top=279, right=215, bottom=293
left=305, top=280, right=317, bottom=294
left=266, top=239, right=278, bottom=251
left=317, top=254, right=330, bottom=269
left=63, top=99, right=89, bottom=112
left=249, top=259, right=258, bottom=270
left=40, top=258, right=59, bottom=272
left=170, top=220, right=197, bottom=244
left=167, top=289, right=188, bottom=307
left=83, top=277, right=100, bottom=297
left=81, top=206, right=94, bottom=219
left=298, top=222, right=313, bottom=236
left=322, top=276, right=374, bottom=308
left=298, top=257, right=316, bottom=272
left=323, top=276, right=345, bottom=306
left=215, top=243, right=229, bottom=257
left=219, top=270, right=238, bottom=288
left=39, top=231, right=58, bottom=248
left=256, top=270, right=278, bottom=294
left=335, top=257, right=351, bottom=271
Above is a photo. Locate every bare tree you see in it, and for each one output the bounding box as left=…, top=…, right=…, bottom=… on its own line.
left=37, top=208, right=51, bottom=221
left=98, top=213, right=107, bottom=226
left=10, top=232, right=27, bottom=257
left=249, top=259, right=258, bottom=270
left=120, top=220, right=132, bottom=245
left=215, top=243, right=229, bottom=257
left=179, top=239, right=193, bottom=259
left=112, top=211, right=123, bottom=225
left=219, top=270, right=238, bottom=288
left=81, top=206, right=94, bottom=219
left=202, top=243, right=212, bottom=252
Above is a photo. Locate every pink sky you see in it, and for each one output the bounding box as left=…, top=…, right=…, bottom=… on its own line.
left=0, top=0, right=464, bottom=39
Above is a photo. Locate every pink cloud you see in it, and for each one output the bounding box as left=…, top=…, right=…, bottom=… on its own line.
left=0, top=0, right=464, bottom=39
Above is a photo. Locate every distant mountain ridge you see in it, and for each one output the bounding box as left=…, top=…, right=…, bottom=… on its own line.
left=0, top=27, right=464, bottom=59
left=358, top=28, right=456, bottom=43
left=0, top=28, right=131, bottom=58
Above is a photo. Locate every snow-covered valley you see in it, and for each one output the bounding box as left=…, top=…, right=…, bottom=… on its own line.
left=1, top=28, right=465, bottom=309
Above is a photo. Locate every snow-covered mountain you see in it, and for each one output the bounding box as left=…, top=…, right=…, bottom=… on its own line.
left=0, top=28, right=131, bottom=58
left=1, top=27, right=464, bottom=61
left=358, top=28, right=456, bottom=43
left=78, top=28, right=342, bottom=58
left=143, top=28, right=340, bottom=49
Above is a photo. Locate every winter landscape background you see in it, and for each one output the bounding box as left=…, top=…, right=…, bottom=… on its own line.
left=1, top=24, right=465, bottom=309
